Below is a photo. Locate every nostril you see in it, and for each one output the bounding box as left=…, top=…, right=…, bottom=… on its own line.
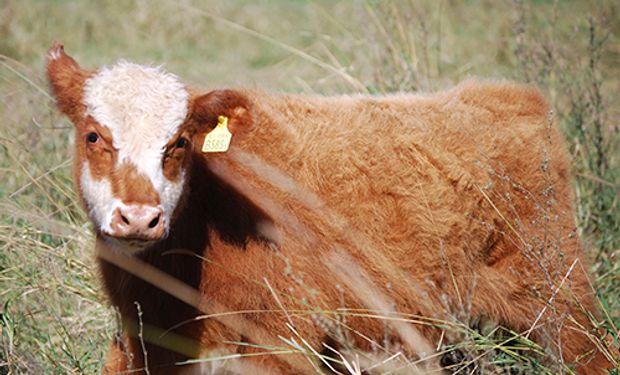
left=148, top=214, right=160, bottom=229
left=112, top=206, right=163, bottom=238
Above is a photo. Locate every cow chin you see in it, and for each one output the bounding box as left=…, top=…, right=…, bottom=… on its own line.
left=99, top=232, right=161, bottom=255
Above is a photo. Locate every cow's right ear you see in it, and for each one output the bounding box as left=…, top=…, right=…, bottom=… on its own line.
left=189, top=89, right=253, bottom=136
left=46, top=42, right=90, bottom=124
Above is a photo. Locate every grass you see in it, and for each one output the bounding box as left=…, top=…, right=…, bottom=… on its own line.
left=1, top=0, right=619, bottom=373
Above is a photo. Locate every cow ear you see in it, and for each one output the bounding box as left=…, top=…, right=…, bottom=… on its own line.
left=46, top=42, right=90, bottom=124
left=190, top=89, right=253, bottom=135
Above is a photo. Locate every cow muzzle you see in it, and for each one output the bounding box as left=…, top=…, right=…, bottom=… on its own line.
left=108, top=204, right=165, bottom=241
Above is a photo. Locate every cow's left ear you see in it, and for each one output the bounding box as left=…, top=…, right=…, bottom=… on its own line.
left=189, top=89, right=253, bottom=135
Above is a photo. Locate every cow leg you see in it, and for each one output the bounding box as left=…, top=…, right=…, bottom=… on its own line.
left=102, top=335, right=131, bottom=374
left=472, top=263, right=611, bottom=374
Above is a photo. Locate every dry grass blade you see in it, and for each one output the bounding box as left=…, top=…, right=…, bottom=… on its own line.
left=324, top=250, right=441, bottom=375
left=0, top=55, right=52, bottom=99
left=170, top=0, right=368, bottom=93
left=524, top=258, right=579, bottom=339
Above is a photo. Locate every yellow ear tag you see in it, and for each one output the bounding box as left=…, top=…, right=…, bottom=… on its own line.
left=201, top=116, right=232, bottom=153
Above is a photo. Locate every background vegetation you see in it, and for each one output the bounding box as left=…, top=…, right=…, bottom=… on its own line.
left=0, top=0, right=618, bottom=373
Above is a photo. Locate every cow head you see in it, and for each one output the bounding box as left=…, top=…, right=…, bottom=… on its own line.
left=47, top=43, right=252, bottom=253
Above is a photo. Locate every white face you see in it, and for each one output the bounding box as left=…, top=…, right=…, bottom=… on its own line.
left=79, top=61, right=190, bottom=251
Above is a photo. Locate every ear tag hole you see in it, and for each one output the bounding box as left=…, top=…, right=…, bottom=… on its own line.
left=201, top=116, right=232, bottom=153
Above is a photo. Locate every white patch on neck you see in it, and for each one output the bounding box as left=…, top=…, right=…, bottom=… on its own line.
left=80, top=162, right=120, bottom=235
left=83, top=61, right=189, bottom=235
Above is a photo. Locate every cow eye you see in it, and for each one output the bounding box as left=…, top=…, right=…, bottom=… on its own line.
left=86, top=132, right=99, bottom=143
left=175, top=137, right=187, bottom=148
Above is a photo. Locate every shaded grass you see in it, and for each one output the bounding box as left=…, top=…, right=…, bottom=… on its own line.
left=1, top=0, right=618, bottom=373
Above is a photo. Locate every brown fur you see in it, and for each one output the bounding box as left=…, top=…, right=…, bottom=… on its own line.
left=80, top=117, right=116, bottom=180
left=47, top=44, right=613, bottom=374
left=162, top=130, right=192, bottom=182
left=47, top=43, right=92, bottom=123
left=111, top=163, right=160, bottom=206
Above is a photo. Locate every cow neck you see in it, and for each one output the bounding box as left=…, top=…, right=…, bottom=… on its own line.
left=192, top=155, right=270, bottom=249
left=97, top=154, right=267, bottom=314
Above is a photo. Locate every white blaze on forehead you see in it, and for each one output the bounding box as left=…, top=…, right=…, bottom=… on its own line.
left=82, top=61, right=189, bottom=237
left=84, top=60, right=189, bottom=169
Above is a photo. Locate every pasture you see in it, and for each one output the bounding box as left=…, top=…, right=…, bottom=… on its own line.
left=1, top=0, right=618, bottom=373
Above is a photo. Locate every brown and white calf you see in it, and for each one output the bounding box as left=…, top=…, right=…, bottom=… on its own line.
left=47, top=43, right=614, bottom=374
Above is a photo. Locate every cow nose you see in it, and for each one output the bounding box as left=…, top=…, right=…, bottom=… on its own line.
left=109, top=205, right=165, bottom=240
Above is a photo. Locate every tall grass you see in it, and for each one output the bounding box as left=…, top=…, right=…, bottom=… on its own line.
left=1, top=0, right=618, bottom=373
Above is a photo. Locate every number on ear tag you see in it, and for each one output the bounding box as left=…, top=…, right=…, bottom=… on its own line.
left=201, top=116, right=232, bottom=153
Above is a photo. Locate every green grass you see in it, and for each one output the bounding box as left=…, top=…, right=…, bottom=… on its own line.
left=1, top=0, right=618, bottom=373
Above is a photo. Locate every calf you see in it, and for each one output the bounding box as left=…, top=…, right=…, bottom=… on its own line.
left=46, top=43, right=613, bottom=374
